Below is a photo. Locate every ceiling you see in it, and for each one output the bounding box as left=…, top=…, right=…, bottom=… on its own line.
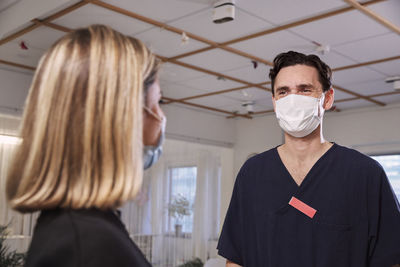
left=0, top=0, right=399, bottom=119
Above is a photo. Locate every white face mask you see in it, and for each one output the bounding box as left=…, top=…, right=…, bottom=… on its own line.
left=275, top=94, right=325, bottom=138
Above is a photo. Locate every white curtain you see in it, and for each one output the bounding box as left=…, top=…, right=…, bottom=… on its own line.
left=192, top=150, right=221, bottom=261
left=121, top=139, right=222, bottom=266
left=0, top=114, right=36, bottom=253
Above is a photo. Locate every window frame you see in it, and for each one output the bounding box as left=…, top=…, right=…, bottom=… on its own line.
left=166, top=164, right=197, bottom=238
left=370, top=152, right=400, bottom=201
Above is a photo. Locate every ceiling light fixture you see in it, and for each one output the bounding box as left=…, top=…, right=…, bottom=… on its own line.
left=242, top=101, right=255, bottom=114
left=213, top=0, right=235, bottom=24
left=385, top=76, right=400, bottom=91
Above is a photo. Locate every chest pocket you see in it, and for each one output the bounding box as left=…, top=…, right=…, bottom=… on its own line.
left=311, top=216, right=352, bottom=267
left=262, top=207, right=352, bottom=267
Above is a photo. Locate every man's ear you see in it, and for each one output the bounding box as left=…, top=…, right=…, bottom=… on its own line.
left=323, top=88, right=335, bottom=110
left=272, top=95, right=276, bottom=112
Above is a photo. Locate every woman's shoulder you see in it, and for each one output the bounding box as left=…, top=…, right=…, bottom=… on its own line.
left=33, top=208, right=126, bottom=242
left=26, top=209, right=151, bottom=267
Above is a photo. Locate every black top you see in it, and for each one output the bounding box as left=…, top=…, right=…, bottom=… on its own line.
left=26, top=208, right=151, bottom=267
left=217, top=144, right=400, bottom=267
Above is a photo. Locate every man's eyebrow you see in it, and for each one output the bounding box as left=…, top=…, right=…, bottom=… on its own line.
left=297, top=83, right=315, bottom=89
left=276, top=86, right=289, bottom=91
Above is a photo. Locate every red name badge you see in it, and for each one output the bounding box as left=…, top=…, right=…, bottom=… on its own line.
left=289, top=197, right=317, bottom=218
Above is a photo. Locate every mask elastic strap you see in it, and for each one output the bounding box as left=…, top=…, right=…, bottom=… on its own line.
left=319, top=93, right=326, bottom=143
left=318, top=93, right=326, bottom=116
left=144, top=106, right=163, bottom=122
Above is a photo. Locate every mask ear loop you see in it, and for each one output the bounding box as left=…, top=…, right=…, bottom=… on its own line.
left=144, top=106, right=163, bottom=122
left=319, top=93, right=326, bottom=144
left=143, top=106, right=167, bottom=143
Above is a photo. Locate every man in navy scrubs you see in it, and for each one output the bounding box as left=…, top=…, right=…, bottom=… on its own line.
left=217, top=51, right=400, bottom=267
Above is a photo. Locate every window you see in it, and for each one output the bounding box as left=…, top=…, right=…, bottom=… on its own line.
left=371, top=154, right=400, bottom=201
left=167, top=166, right=197, bottom=234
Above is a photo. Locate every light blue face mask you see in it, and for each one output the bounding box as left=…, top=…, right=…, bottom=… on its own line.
left=143, top=128, right=164, bottom=170
left=143, top=107, right=166, bottom=170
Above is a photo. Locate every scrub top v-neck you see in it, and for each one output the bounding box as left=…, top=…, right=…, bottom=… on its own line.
left=275, top=143, right=335, bottom=191
left=217, top=143, right=400, bottom=267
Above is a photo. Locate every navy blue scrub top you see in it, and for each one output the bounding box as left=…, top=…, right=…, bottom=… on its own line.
left=217, top=143, right=400, bottom=267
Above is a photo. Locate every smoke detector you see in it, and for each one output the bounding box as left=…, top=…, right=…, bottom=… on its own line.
left=385, top=76, right=400, bottom=91
left=213, top=0, right=235, bottom=24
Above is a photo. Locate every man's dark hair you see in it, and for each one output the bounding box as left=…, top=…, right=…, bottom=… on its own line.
left=269, top=51, right=332, bottom=96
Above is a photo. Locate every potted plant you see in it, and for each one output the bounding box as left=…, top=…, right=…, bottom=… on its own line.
left=178, top=257, right=203, bottom=267
left=0, top=225, right=25, bottom=267
left=168, top=194, right=192, bottom=236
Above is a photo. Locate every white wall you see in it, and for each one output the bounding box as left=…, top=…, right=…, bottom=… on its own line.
left=233, top=114, right=283, bottom=176
left=163, top=104, right=235, bottom=148
left=232, top=103, right=400, bottom=178
left=324, top=103, right=400, bottom=155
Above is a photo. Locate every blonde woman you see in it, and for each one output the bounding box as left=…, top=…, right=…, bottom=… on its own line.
left=6, top=25, right=165, bottom=267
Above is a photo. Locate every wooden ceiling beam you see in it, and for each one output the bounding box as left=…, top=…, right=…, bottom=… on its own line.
left=343, top=0, right=400, bottom=35
left=332, top=55, right=400, bottom=71
left=0, top=24, right=41, bottom=46
left=220, top=46, right=273, bottom=66
left=157, top=55, right=271, bottom=92
left=92, top=1, right=273, bottom=65
left=231, top=89, right=400, bottom=118
left=164, top=85, right=252, bottom=105
left=91, top=0, right=219, bottom=47
left=335, top=97, right=359, bottom=103
left=0, top=56, right=254, bottom=119
left=369, top=90, right=400, bottom=98
left=335, top=90, right=400, bottom=103
left=0, top=56, right=389, bottom=109
left=0, top=0, right=91, bottom=46
left=163, top=82, right=270, bottom=105
left=0, top=59, right=36, bottom=71
left=169, top=0, right=386, bottom=61
left=162, top=96, right=252, bottom=119
left=164, top=53, right=400, bottom=105
left=333, top=84, right=385, bottom=106
left=31, top=19, right=72, bottom=33
left=223, top=0, right=385, bottom=46
left=89, top=0, right=389, bottom=109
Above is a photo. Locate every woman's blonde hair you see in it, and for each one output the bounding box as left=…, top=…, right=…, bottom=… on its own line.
left=6, top=25, right=160, bottom=212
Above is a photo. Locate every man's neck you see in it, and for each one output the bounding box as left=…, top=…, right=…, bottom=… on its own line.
left=280, top=126, right=331, bottom=164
